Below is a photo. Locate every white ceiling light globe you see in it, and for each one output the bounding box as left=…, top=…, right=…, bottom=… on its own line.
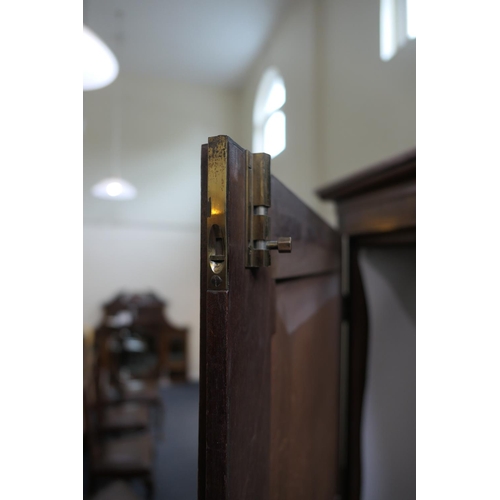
left=91, top=178, right=137, bottom=200
left=106, top=182, right=123, bottom=197
left=83, top=25, right=119, bottom=91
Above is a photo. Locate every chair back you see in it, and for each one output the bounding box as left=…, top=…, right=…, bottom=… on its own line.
left=83, top=330, right=104, bottom=463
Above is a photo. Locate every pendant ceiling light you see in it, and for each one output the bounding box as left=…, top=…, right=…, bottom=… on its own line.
left=91, top=177, right=137, bottom=200
left=91, top=10, right=137, bottom=201
left=83, top=25, right=119, bottom=91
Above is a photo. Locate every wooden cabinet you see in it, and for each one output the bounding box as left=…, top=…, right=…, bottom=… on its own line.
left=318, top=148, right=415, bottom=239
left=96, top=292, right=188, bottom=382
left=318, top=148, right=416, bottom=500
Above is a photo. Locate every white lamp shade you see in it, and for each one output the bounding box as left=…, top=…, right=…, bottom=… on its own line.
left=91, top=177, right=137, bottom=200
left=83, top=25, right=119, bottom=91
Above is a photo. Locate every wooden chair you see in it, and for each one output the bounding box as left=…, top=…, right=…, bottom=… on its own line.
left=97, top=398, right=150, bottom=435
left=85, top=331, right=151, bottom=435
left=90, top=481, right=142, bottom=500
left=84, top=390, right=155, bottom=499
left=95, top=332, right=164, bottom=437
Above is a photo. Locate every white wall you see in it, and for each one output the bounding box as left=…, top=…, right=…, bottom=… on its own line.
left=84, top=73, right=240, bottom=226
left=240, top=0, right=326, bottom=219
left=321, top=0, right=416, bottom=184
left=83, top=0, right=416, bottom=381
left=83, top=73, right=240, bottom=381
left=240, top=0, right=415, bottom=224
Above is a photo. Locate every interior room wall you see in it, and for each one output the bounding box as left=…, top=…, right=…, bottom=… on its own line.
left=83, top=73, right=240, bottom=381
left=358, top=247, right=416, bottom=500
left=239, top=0, right=326, bottom=220
left=83, top=73, right=241, bottom=226
left=320, top=0, right=416, bottom=185
left=240, top=0, right=415, bottom=224
left=84, top=0, right=415, bottom=381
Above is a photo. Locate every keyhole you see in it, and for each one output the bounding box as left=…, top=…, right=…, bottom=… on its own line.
left=214, top=237, right=224, bottom=258
left=209, top=224, right=225, bottom=274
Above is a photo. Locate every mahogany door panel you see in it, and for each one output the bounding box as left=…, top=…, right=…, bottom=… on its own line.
left=269, top=176, right=340, bottom=280
left=199, top=136, right=342, bottom=500
left=272, top=273, right=341, bottom=500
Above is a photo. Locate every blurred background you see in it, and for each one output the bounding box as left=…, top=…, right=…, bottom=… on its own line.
left=83, top=0, right=415, bottom=499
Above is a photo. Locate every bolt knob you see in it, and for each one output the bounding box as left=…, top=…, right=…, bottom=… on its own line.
left=266, top=237, right=292, bottom=253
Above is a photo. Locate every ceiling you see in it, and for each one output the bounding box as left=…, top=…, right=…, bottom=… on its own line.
left=86, top=0, right=292, bottom=88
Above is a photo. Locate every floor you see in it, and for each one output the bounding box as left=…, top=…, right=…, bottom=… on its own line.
left=84, top=382, right=200, bottom=500
left=154, top=382, right=199, bottom=500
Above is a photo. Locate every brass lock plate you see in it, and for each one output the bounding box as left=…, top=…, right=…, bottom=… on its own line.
left=206, top=135, right=292, bottom=285
left=207, top=136, right=228, bottom=291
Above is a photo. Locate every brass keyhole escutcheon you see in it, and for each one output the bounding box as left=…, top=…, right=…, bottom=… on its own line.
left=208, top=224, right=225, bottom=274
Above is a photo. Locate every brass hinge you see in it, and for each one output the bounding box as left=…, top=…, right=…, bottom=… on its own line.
left=245, top=151, right=292, bottom=268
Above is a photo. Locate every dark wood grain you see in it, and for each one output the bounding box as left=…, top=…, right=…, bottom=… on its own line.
left=317, top=149, right=416, bottom=236
left=316, top=148, right=415, bottom=201
left=336, top=180, right=415, bottom=235
left=271, top=274, right=341, bottom=500
left=201, top=137, right=272, bottom=500
left=355, top=227, right=416, bottom=246
left=270, top=177, right=341, bottom=280
left=200, top=136, right=342, bottom=500
left=227, top=137, right=273, bottom=500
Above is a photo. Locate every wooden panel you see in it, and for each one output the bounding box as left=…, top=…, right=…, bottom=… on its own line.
left=200, top=136, right=343, bottom=500
left=271, top=273, right=341, bottom=500
left=270, top=177, right=341, bottom=280
left=355, top=228, right=416, bottom=246
left=317, top=148, right=416, bottom=236
left=200, top=137, right=272, bottom=500
left=225, top=138, right=273, bottom=500
left=336, top=180, right=415, bottom=235
left=316, top=148, right=415, bottom=201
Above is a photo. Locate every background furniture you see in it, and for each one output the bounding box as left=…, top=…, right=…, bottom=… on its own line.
left=318, top=148, right=416, bottom=500
left=96, top=292, right=188, bottom=381
left=90, top=481, right=142, bottom=500
left=84, top=387, right=155, bottom=499
left=93, top=329, right=164, bottom=439
left=84, top=340, right=155, bottom=499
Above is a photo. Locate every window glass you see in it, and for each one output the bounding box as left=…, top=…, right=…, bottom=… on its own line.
left=380, top=0, right=415, bottom=61
left=263, top=111, right=286, bottom=159
left=407, top=0, right=416, bottom=39
left=264, top=80, right=286, bottom=115
left=380, top=0, right=397, bottom=61
left=253, top=68, right=286, bottom=158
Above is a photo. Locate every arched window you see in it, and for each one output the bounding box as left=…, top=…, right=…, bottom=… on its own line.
left=253, top=67, right=286, bottom=158
left=380, top=0, right=416, bottom=61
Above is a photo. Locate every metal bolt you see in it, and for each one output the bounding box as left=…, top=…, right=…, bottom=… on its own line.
left=277, top=237, right=292, bottom=253
left=266, top=237, right=292, bottom=253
